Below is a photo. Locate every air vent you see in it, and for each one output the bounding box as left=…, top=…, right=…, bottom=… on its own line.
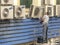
left=34, top=7, right=40, bottom=16
left=45, top=5, right=54, bottom=17
left=16, top=7, right=22, bottom=16
left=47, top=7, right=52, bottom=15
left=3, top=8, right=9, bottom=17
left=1, top=6, right=14, bottom=19
left=31, top=5, right=40, bottom=18
left=14, top=5, right=26, bottom=19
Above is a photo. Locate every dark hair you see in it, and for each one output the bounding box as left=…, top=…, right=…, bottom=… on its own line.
left=46, top=12, right=49, bottom=15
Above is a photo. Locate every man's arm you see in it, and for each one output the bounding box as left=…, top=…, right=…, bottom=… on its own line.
left=40, top=17, right=44, bottom=23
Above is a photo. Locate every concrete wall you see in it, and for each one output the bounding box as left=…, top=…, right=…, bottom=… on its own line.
left=32, top=0, right=56, bottom=6
left=32, top=0, right=41, bottom=6
left=14, top=0, right=20, bottom=5
left=50, top=0, right=56, bottom=5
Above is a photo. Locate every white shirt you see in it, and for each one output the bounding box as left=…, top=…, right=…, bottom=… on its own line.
left=42, top=15, right=49, bottom=24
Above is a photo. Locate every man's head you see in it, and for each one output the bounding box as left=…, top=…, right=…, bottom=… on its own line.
left=45, top=12, right=49, bottom=15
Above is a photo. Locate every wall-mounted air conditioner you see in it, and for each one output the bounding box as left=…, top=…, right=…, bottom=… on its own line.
left=0, top=6, right=14, bottom=19
left=0, top=0, right=14, bottom=5
left=14, top=5, right=26, bottom=19
left=45, top=5, right=54, bottom=17
left=29, top=5, right=45, bottom=18
left=29, top=5, right=41, bottom=18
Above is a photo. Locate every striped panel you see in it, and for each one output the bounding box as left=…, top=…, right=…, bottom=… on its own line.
left=0, top=19, right=41, bottom=45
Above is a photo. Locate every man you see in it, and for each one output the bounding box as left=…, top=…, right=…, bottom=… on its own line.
left=42, top=12, right=49, bottom=43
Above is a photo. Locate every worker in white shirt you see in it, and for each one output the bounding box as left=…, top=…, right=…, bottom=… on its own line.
left=42, top=12, right=49, bottom=43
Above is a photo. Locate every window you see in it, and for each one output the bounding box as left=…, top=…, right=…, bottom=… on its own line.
left=20, top=0, right=32, bottom=8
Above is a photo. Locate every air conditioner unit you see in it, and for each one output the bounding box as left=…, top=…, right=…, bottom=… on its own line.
left=56, top=5, right=60, bottom=17
left=0, top=6, right=14, bottom=19
left=29, top=5, right=34, bottom=18
left=30, top=5, right=40, bottom=18
left=14, top=5, right=26, bottom=19
left=45, top=5, right=54, bottom=17
left=0, top=0, right=14, bottom=5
